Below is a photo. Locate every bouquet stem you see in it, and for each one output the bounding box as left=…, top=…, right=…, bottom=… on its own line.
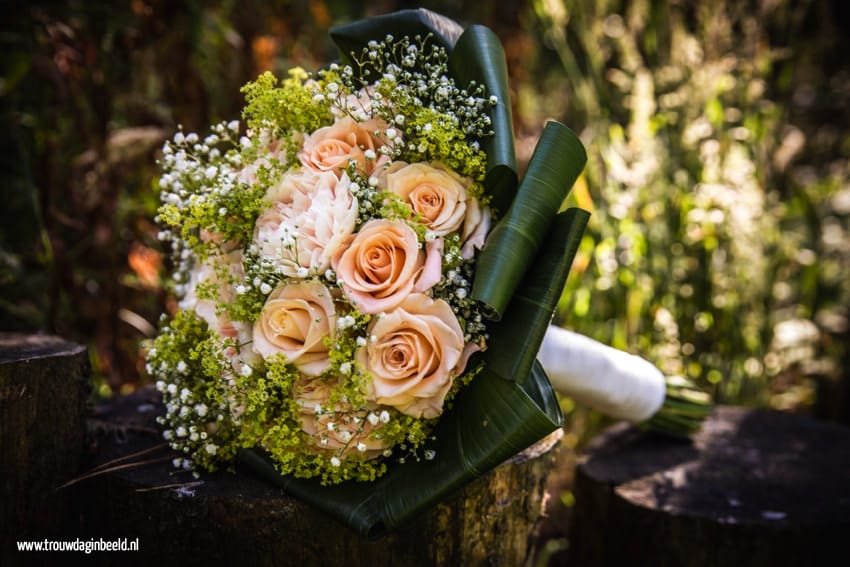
left=539, top=325, right=712, bottom=437
left=642, top=375, right=713, bottom=437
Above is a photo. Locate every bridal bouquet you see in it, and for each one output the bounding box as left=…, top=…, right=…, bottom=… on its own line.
left=147, top=8, right=588, bottom=526
left=148, top=39, right=497, bottom=484
left=145, top=10, right=712, bottom=536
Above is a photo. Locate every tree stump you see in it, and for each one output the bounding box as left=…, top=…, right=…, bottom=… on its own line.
left=79, top=386, right=565, bottom=567
left=567, top=405, right=850, bottom=567
left=0, top=334, right=90, bottom=564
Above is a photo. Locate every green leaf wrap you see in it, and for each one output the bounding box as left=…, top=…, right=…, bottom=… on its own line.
left=471, top=121, right=587, bottom=320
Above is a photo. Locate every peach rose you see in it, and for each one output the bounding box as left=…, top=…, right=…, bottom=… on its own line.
left=255, top=170, right=357, bottom=277
left=334, top=219, right=436, bottom=314
left=357, top=293, right=465, bottom=418
left=385, top=162, right=470, bottom=236
left=252, top=281, right=336, bottom=376
left=299, top=116, right=391, bottom=177
left=292, top=376, right=390, bottom=459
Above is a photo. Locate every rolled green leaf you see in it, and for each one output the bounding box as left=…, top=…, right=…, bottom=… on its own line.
left=472, top=121, right=587, bottom=320
left=238, top=359, right=562, bottom=539
left=448, top=25, right=518, bottom=213
left=485, top=208, right=590, bottom=383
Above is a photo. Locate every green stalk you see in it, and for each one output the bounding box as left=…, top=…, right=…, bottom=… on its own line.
left=642, top=375, right=713, bottom=437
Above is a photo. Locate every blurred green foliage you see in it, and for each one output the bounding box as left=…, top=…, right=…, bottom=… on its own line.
left=1, top=0, right=848, bottom=427
left=526, top=0, right=850, bottom=425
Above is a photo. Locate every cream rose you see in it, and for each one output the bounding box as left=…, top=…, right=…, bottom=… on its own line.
left=180, top=250, right=242, bottom=324
left=262, top=165, right=322, bottom=205
left=255, top=169, right=358, bottom=277
left=292, top=376, right=390, bottom=459
left=333, top=219, right=431, bottom=314
left=385, top=162, right=470, bottom=236
left=357, top=294, right=465, bottom=419
left=179, top=251, right=261, bottom=372
left=299, top=116, right=391, bottom=176
left=252, top=281, right=336, bottom=376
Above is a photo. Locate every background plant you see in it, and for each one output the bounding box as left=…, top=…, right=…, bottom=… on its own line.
left=527, top=0, right=850, bottom=428
left=3, top=2, right=848, bottom=564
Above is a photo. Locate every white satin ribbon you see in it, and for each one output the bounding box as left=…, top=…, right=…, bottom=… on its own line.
left=538, top=325, right=666, bottom=423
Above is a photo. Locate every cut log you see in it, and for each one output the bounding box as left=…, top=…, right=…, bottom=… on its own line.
left=78, top=386, right=565, bottom=567
left=0, top=334, right=90, bottom=563
left=567, top=405, right=850, bottom=567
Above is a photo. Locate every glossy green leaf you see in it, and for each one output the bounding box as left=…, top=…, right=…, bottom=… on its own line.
left=238, top=359, right=562, bottom=539
left=329, top=8, right=463, bottom=67
left=472, top=121, right=587, bottom=320
left=484, top=208, right=590, bottom=383
left=448, top=26, right=518, bottom=214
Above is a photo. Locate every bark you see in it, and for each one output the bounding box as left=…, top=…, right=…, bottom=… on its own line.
left=0, top=334, right=90, bottom=564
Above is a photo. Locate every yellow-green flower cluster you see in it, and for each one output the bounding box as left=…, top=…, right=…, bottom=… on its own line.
left=240, top=68, right=334, bottom=167
left=147, top=310, right=240, bottom=473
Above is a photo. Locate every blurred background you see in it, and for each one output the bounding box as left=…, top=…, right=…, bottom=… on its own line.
left=2, top=0, right=849, bottom=447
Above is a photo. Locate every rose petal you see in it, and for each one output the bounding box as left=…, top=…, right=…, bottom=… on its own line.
left=414, top=237, right=443, bottom=293
left=460, top=200, right=491, bottom=260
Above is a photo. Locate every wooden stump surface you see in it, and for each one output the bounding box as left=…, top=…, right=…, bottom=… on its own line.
left=78, top=386, right=565, bottom=567
left=567, top=405, right=850, bottom=567
left=0, top=334, right=90, bottom=564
